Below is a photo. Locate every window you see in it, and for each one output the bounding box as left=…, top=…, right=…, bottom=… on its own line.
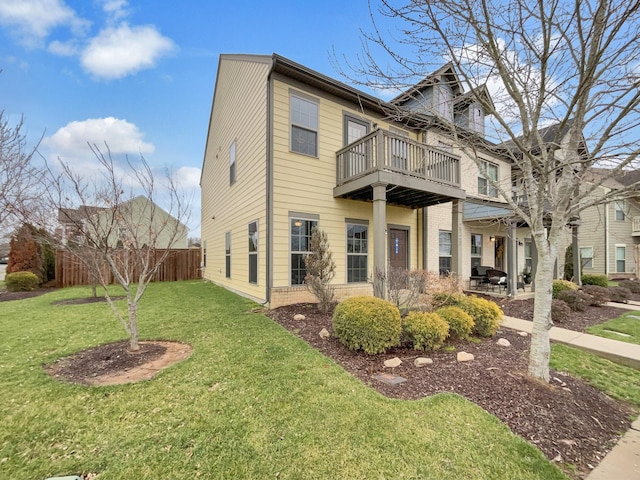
left=439, top=230, right=452, bottom=275
left=291, top=94, right=318, bottom=156
left=616, top=246, right=626, bottom=273
left=471, top=234, right=482, bottom=269
left=615, top=201, right=625, bottom=221
left=344, top=115, right=369, bottom=145
left=225, top=231, right=231, bottom=278
left=291, top=217, right=318, bottom=285
left=203, top=240, right=207, bottom=268
left=229, top=140, right=236, bottom=185
left=478, top=160, right=498, bottom=197
left=346, top=222, right=368, bottom=283
left=247, top=222, right=258, bottom=284
left=524, top=239, right=533, bottom=271
left=580, top=246, right=593, bottom=269
left=344, top=115, right=369, bottom=177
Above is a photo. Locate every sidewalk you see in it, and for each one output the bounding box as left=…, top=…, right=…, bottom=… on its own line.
left=500, top=315, right=640, bottom=479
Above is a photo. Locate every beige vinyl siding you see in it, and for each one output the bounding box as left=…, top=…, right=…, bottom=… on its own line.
left=201, top=56, right=271, bottom=301
left=271, top=74, right=420, bottom=288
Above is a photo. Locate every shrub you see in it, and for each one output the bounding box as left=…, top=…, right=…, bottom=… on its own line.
left=332, top=296, right=401, bottom=354
left=581, top=274, right=609, bottom=287
left=608, top=286, right=631, bottom=304
left=435, top=306, right=474, bottom=340
left=581, top=285, right=610, bottom=306
left=551, top=299, right=572, bottom=323
left=556, top=290, right=591, bottom=312
left=402, top=311, right=449, bottom=351
left=5, top=271, right=40, bottom=292
left=619, top=279, right=640, bottom=294
left=458, top=296, right=502, bottom=337
left=431, top=291, right=465, bottom=309
left=552, top=279, right=579, bottom=298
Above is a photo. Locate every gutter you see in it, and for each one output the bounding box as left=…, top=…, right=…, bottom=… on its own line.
left=265, top=57, right=276, bottom=304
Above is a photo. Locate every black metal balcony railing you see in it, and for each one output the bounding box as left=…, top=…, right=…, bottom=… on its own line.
left=336, top=129, right=461, bottom=188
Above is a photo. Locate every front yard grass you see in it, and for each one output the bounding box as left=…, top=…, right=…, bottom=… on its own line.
left=0, top=281, right=567, bottom=479
left=586, top=310, right=640, bottom=345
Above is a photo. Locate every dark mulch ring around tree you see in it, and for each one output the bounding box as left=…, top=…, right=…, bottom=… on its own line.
left=51, top=295, right=126, bottom=305
left=267, top=301, right=638, bottom=480
left=45, top=340, right=167, bottom=385
left=0, top=287, right=57, bottom=302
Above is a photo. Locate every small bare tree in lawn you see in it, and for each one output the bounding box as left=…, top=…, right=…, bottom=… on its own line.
left=344, top=0, right=640, bottom=381
left=49, top=144, right=189, bottom=351
left=304, top=228, right=336, bottom=313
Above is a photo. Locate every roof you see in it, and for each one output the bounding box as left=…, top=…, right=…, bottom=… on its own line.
left=500, top=119, right=575, bottom=152
left=58, top=205, right=106, bottom=223
left=390, top=63, right=461, bottom=105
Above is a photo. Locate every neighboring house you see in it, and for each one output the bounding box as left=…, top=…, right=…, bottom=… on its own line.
left=201, top=54, right=532, bottom=307
left=577, top=169, right=640, bottom=279
left=57, top=196, right=188, bottom=250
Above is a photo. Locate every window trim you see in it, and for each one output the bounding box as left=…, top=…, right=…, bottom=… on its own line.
left=290, top=91, right=319, bottom=157
left=229, top=140, right=237, bottom=185
left=289, top=212, right=319, bottom=286
left=478, top=159, right=499, bottom=197
left=470, top=233, right=482, bottom=269
left=343, top=114, right=369, bottom=146
left=615, top=201, right=625, bottom=221
left=616, top=245, right=626, bottom=273
left=225, top=231, right=231, bottom=279
left=439, top=230, right=452, bottom=275
left=580, top=246, right=593, bottom=269
left=248, top=221, right=258, bottom=285
left=346, top=219, right=369, bottom=284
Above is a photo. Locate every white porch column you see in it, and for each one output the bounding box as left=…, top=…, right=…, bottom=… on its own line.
left=451, top=199, right=463, bottom=276
left=507, top=219, right=517, bottom=296
left=373, top=182, right=387, bottom=298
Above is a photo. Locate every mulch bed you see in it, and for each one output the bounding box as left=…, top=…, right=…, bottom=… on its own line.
left=0, top=288, right=56, bottom=302
left=267, top=299, right=638, bottom=480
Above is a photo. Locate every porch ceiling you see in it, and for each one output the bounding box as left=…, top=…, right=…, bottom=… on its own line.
left=333, top=170, right=466, bottom=209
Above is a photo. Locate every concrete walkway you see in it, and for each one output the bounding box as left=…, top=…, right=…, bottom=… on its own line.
left=500, top=314, right=640, bottom=479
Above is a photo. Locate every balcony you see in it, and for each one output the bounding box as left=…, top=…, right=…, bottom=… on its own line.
left=334, top=129, right=465, bottom=208
left=633, top=216, right=640, bottom=236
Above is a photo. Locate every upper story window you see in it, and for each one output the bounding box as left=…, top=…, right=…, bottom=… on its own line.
left=615, top=201, right=625, bottom=221
left=291, top=94, right=319, bottom=156
left=344, top=115, right=369, bottom=145
left=478, top=160, right=498, bottom=197
left=229, top=140, right=236, bottom=185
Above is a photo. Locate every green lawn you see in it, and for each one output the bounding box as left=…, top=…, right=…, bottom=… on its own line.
left=0, top=281, right=566, bottom=480
left=586, top=310, right=640, bottom=345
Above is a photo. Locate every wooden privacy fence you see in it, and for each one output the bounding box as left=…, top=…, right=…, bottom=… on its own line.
left=55, top=248, right=202, bottom=288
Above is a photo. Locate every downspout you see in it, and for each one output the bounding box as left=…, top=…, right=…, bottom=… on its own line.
left=265, top=58, right=276, bottom=304
left=422, top=208, right=427, bottom=270
left=604, top=203, right=609, bottom=276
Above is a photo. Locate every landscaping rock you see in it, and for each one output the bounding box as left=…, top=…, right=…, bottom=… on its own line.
left=414, top=357, right=433, bottom=367
left=518, top=331, right=528, bottom=337
left=293, top=314, right=306, bottom=321
left=457, top=352, right=474, bottom=362
left=384, top=357, right=402, bottom=368
left=319, top=328, right=330, bottom=339
left=496, top=338, right=511, bottom=347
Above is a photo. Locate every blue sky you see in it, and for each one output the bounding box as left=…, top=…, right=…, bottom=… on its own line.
left=0, top=0, right=381, bottom=235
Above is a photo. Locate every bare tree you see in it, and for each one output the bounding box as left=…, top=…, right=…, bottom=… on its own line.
left=345, top=0, right=640, bottom=380
left=0, top=111, right=44, bottom=234
left=48, top=144, right=189, bottom=351
left=304, top=228, right=336, bottom=313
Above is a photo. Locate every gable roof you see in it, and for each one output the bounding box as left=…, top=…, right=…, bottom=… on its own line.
left=390, top=63, right=461, bottom=105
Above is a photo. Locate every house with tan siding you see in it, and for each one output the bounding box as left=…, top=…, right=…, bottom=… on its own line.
left=201, top=54, right=527, bottom=307
left=577, top=170, right=640, bottom=279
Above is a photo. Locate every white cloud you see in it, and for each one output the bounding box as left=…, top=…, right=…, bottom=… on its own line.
left=173, top=166, right=201, bottom=190
left=0, top=0, right=88, bottom=47
left=47, top=39, right=78, bottom=56
left=80, top=23, right=175, bottom=79
left=101, top=0, right=129, bottom=21
left=43, top=117, right=155, bottom=159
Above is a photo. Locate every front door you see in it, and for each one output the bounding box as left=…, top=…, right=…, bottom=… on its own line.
left=494, top=236, right=505, bottom=271
left=389, top=228, right=408, bottom=270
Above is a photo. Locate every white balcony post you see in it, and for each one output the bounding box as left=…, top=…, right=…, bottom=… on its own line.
left=373, top=182, right=387, bottom=299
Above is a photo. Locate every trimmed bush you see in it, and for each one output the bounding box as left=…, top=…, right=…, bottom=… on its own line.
left=619, top=279, right=640, bottom=294
left=332, top=296, right=401, bottom=354
left=458, top=296, right=502, bottom=337
left=551, top=299, right=572, bottom=323
left=581, top=285, right=610, bottom=306
left=430, top=291, right=465, bottom=309
left=436, top=306, right=474, bottom=340
left=581, top=274, right=609, bottom=287
left=556, top=290, right=590, bottom=312
left=552, top=279, right=579, bottom=298
left=402, top=311, right=449, bottom=351
left=608, top=286, right=631, bottom=304
left=5, top=271, right=40, bottom=292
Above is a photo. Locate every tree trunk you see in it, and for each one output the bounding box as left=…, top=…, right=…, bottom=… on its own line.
left=527, top=251, right=556, bottom=381
left=128, top=301, right=139, bottom=351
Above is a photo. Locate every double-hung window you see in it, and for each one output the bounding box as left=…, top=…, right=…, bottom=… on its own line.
left=580, top=246, right=593, bottom=269
left=290, top=94, right=318, bottom=156
left=439, top=230, right=452, bottom=275
left=291, top=217, right=318, bottom=285
left=346, top=221, right=368, bottom=283
left=615, top=201, right=625, bottom=221
left=616, top=246, right=626, bottom=272
left=478, top=160, right=498, bottom=197
left=524, top=239, right=533, bottom=271
left=470, top=234, right=482, bottom=270
left=248, top=222, right=258, bottom=284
